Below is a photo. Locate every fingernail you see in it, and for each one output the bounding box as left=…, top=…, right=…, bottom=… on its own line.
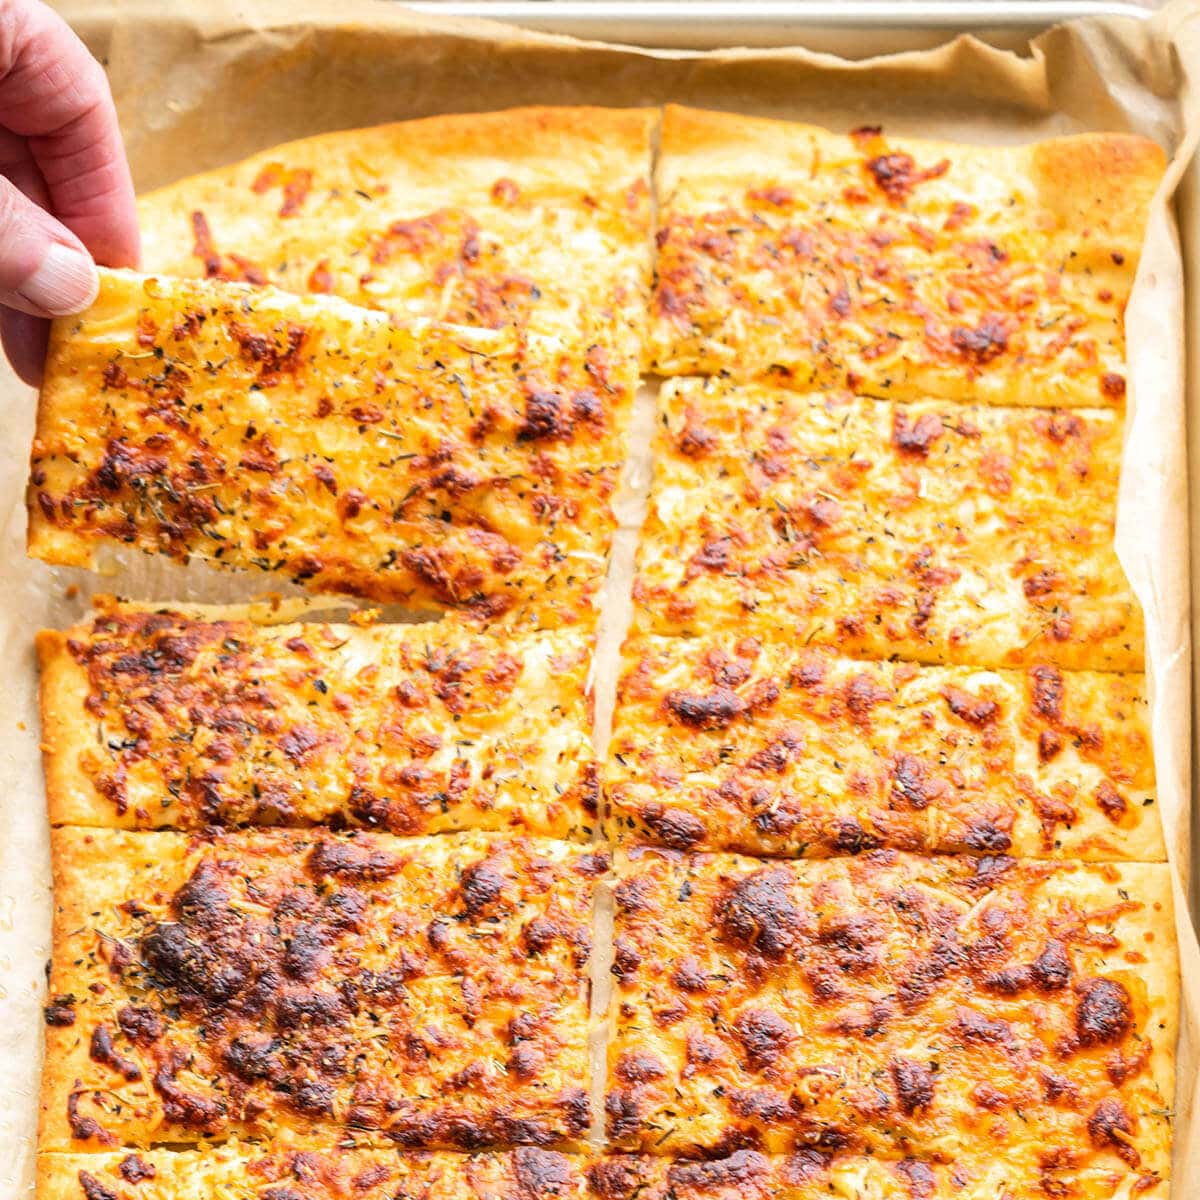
left=18, top=242, right=98, bottom=316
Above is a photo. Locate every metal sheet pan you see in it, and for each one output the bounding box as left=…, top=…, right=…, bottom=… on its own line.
left=402, top=0, right=1153, bottom=52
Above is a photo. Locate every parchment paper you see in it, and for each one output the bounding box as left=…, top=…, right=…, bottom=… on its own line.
left=3, top=0, right=1199, bottom=1193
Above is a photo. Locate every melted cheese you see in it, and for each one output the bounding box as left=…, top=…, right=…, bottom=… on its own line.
left=652, top=106, right=1164, bottom=406
left=39, top=598, right=597, bottom=838
left=607, top=848, right=1176, bottom=1198
left=607, top=635, right=1160, bottom=861
left=30, top=270, right=632, bottom=621
left=634, top=377, right=1141, bottom=671
left=41, top=829, right=603, bottom=1152
left=138, top=106, right=654, bottom=364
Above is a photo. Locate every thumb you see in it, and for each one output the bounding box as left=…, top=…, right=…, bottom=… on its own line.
left=0, top=175, right=98, bottom=318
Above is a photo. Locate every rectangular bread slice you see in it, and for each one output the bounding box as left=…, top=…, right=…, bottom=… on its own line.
left=138, top=106, right=655, bottom=364
left=40, top=828, right=603, bottom=1152
left=29, top=269, right=632, bottom=620
left=607, top=635, right=1161, bottom=861
left=606, top=847, right=1177, bottom=1199
left=651, top=105, right=1164, bottom=406
left=633, top=377, right=1141, bottom=671
left=38, top=598, right=597, bottom=838
left=38, top=1145, right=593, bottom=1200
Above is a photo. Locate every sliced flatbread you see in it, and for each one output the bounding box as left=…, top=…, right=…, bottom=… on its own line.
left=41, top=828, right=602, bottom=1151
left=29, top=269, right=632, bottom=620
left=608, top=635, right=1160, bottom=861
left=139, top=106, right=655, bottom=362
left=38, top=598, right=596, bottom=838
left=592, top=1152, right=1168, bottom=1200
left=633, top=377, right=1141, bottom=671
left=607, top=847, right=1176, bottom=1200
left=37, top=1145, right=995, bottom=1200
left=652, top=105, right=1164, bottom=406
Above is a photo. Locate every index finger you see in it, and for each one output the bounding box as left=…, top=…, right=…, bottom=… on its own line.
left=0, top=0, right=138, bottom=268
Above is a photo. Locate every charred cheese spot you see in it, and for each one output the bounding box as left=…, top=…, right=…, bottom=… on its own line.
left=663, top=687, right=747, bottom=729
left=307, top=837, right=401, bottom=882
left=892, top=411, right=944, bottom=457
left=864, top=151, right=950, bottom=204
left=1032, top=940, right=1074, bottom=991
left=116, top=1154, right=155, bottom=1183
left=890, top=1058, right=936, bottom=1115
left=733, top=1007, right=795, bottom=1069
left=635, top=804, right=707, bottom=850
left=1074, top=977, right=1135, bottom=1048
left=718, top=868, right=802, bottom=959
left=459, top=856, right=510, bottom=916
left=76, top=1172, right=117, bottom=1200
left=44, top=998, right=76, bottom=1027
left=1088, top=1098, right=1140, bottom=1166
left=668, top=1150, right=771, bottom=1192
left=614, top=1051, right=667, bottom=1084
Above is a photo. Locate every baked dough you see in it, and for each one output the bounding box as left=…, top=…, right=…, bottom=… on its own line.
left=633, top=377, right=1141, bottom=671
left=41, top=828, right=602, bottom=1151
left=29, top=269, right=631, bottom=619
left=139, top=106, right=654, bottom=363
left=652, top=105, right=1164, bottom=406
left=607, top=847, right=1177, bottom=1199
left=607, top=635, right=1161, bottom=861
left=29, top=105, right=1178, bottom=1191
left=38, top=597, right=596, bottom=837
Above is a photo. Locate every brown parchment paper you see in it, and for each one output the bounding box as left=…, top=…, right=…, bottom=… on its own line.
left=3, top=0, right=1199, bottom=1193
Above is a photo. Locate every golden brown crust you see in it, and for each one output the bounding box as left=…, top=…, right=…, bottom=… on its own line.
left=39, top=598, right=597, bottom=837
left=139, top=106, right=655, bottom=362
left=633, top=377, right=1141, bottom=671
left=652, top=105, right=1165, bottom=406
left=606, top=847, right=1176, bottom=1198
left=41, top=828, right=604, bottom=1152
left=29, top=269, right=631, bottom=618
left=1029, top=134, right=1167, bottom=253
left=37, top=628, right=93, bottom=831
left=607, top=635, right=1161, bottom=861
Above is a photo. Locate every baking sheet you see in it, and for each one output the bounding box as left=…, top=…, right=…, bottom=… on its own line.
left=4, top=0, right=1200, bottom=1192
left=399, top=0, right=1159, bottom=54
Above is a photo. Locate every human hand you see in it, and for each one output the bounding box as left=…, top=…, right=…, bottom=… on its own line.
left=0, top=0, right=138, bottom=384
